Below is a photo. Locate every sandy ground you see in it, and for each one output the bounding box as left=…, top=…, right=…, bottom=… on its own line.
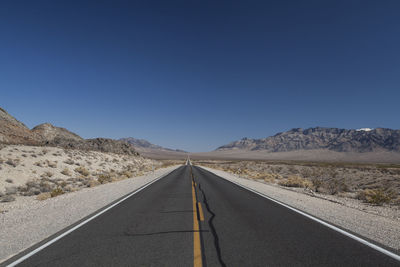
left=200, top=166, right=400, bottom=253
left=0, top=165, right=180, bottom=263
left=0, top=145, right=159, bottom=201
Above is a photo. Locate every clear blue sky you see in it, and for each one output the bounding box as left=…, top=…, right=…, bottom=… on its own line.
left=1, top=1, right=399, bottom=152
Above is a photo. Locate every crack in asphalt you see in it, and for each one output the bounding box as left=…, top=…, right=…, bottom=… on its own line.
left=197, top=182, right=227, bottom=267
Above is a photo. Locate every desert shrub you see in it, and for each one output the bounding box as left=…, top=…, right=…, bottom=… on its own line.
left=300, top=167, right=312, bottom=178
left=325, top=179, right=349, bottom=195
left=39, top=181, right=53, bottom=192
left=36, top=192, right=51, bottom=201
left=88, top=179, right=101, bottom=187
left=324, top=168, right=338, bottom=178
left=255, top=173, right=282, bottom=183
left=120, top=170, right=133, bottom=178
left=21, top=181, right=41, bottom=196
left=75, top=166, right=90, bottom=177
left=6, top=158, right=18, bottom=167
left=311, top=176, right=323, bottom=192
left=64, top=159, right=74, bottom=165
left=57, top=180, right=67, bottom=188
left=61, top=168, right=71, bottom=176
left=279, top=175, right=312, bottom=188
left=34, top=161, right=43, bottom=167
left=42, top=171, right=54, bottom=178
left=50, top=187, right=64, bottom=197
left=287, top=165, right=298, bottom=174
left=46, top=160, right=57, bottom=168
left=5, top=186, right=17, bottom=195
left=5, top=178, right=13, bottom=183
left=326, top=180, right=340, bottom=195
left=357, top=189, right=396, bottom=205
left=98, top=173, right=112, bottom=184
left=1, top=195, right=15, bottom=202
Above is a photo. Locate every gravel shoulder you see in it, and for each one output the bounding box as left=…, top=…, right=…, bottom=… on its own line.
left=200, top=166, right=400, bottom=253
left=0, top=165, right=180, bottom=263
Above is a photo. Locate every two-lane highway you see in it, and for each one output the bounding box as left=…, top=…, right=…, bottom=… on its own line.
left=4, top=165, right=400, bottom=266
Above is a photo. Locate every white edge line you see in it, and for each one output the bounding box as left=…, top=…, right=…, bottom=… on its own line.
left=6, top=167, right=179, bottom=267
left=200, top=167, right=400, bottom=262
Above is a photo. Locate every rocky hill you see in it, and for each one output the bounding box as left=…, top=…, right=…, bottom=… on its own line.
left=217, top=127, right=400, bottom=153
left=120, top=137, right=187, bottom=153
left=32, top=123, right=83, bottom=143
left=119, top=137, right=188, bottom=159
left=57, top=138, right=139, bottom=155
left=0, top=108, right=137, bottom=155
left=0, top=107, right=41, bottom=145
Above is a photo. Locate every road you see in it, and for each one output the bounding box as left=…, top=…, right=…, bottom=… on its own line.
left=4, top=165, right=400, bottom=266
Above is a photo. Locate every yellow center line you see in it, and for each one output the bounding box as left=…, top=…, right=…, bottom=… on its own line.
left=197, top=202, right=204, bottom=221
left=192, top=181, right=203, bottom=267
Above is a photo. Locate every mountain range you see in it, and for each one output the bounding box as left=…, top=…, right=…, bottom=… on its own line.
left=216, top=127, right=400, bottom=153
left=2, top=107, right=400, bottom=162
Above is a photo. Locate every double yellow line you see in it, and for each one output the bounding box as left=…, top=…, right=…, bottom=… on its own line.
left=191, top=169, right=204, bottom=267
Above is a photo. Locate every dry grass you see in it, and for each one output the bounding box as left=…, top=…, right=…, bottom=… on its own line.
left=278, top=175, right=313, bottom=188
left=63, top=159, right=74, bottom=165
left=97, top=173, right=112, bottom=184
left=61, top=168, right=71, bottom=176
left=36, top=192, right=51, bottom=201
left=120, top=170, right=133, bottom=178
left=74, top=166, right=90, bottom=177
left=50, top=187, right=64, bottom=198
left=88, top=179, right=101, bottom=187
left=46, top=160, right=57, bottom=168
left=41, top=171, right=54, bottom=178
left=358, top=189, right=396, bottom=205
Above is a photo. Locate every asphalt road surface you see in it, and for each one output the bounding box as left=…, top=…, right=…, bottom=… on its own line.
left=4, top=165, right=400, bottom=266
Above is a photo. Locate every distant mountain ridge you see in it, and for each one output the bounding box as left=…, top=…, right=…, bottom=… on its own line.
left=217, top=127, right=400, bottom=153
left=120, top=137, right=187, bottom=153
left=0, top=108, right=138, bottom=155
